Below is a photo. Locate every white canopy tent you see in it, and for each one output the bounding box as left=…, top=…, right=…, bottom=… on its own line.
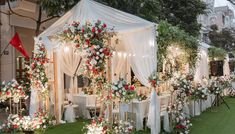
left=30, top=0, right=159, bottom=133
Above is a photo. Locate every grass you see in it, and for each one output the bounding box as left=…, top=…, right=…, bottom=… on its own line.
left=190, top=97, right=235, bottom=134
left=10, top=97, right=234, bottom=134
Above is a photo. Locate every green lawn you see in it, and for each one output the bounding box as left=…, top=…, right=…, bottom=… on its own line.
left=190, top=97, right=235, bottom=134
left=43, top=97, right=235, bottom=134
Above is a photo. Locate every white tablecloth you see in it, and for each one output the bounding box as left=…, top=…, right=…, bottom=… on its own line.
left=119, top=94, right=171, bottom=131
left=119, top=100, right=150, bottom=131
left=73, top=94, right=97, bottom=119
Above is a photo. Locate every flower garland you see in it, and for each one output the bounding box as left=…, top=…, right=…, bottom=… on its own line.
left=172, top=73, right=194, bottom=97
left=113, top=120, right=134, bottom=134
left=168, top=73, right=194, bottom=133
left=111, top=78, right=136, bottom=103
left=0, top=80, right=28, bottom=103
left=83, top=117, right=110, bottom=134
left=58, top=20, right=114, bottom=77
left=167, top=97, right=192, bottom=134
left=0, top=110, right=55, bottom=133
left=208, top=78, right=223, bottom=95
left=192, top=83, right=208, bottom=100
left=83, top=118, right=133, bottom=134
left=27, top=41, right=49, bottom=98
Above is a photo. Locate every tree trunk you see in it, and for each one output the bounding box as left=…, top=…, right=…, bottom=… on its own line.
left=35, top=6, right=42, bottom=36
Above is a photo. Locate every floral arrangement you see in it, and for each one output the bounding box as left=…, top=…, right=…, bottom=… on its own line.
left=168, top=98, right=192, bottom=134
left=192, top=83, right=208, bottom=100
left=111, top=78, right=136, bottom=103
left=172, top=73, right=194, bottom=97
left=148, top=71, right=159, bottom=88
left=58, top=20, right=114, bottom=77
left=131, top=76, right=142, bottom=87
left=208, top=78, right=223, bottom=95
left=113, top=120, right=134, bottom=134
left=0, top=110, right=55, bottom=133
left=168, top=72, right=194, bottom=133
left=136, top=92, right=148, bottom=101
left=27, top=41, right=49, bottom=99
left=0, top=80, right=28, bottom=103
left=83, top=117, right=110, bottom=134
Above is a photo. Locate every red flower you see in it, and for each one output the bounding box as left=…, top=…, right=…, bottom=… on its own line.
left=6, top=91, right=10, bottom=96
left=98, top=29, right=102, bottom=33
left=92, top=27, right=96, bottom=33
left=175, top=124, right=186, bottom=129
left=124, top=85, right=129, bottom=90
left=85, top=39, right=90, bottom=45
left=13, top=125, right=18, bottom=129
left=103, top=126, right=108, bottom=132
left=130, top=85, right=135, bottom=91
left=103, top=48, right=110, bottom=56
left=75, top=44, right=80, bottom=48
left=82, top=28, right=85, bottom=33
left=102, top=23, right=107, bottom=28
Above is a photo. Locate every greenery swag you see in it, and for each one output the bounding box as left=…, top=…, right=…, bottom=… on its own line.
left=157, top=21, right=199, bottom=68
left=208, top=46, right=227, bottom=61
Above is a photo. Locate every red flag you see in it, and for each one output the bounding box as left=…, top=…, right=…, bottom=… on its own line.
left=9, top=32, right=29, bottom=58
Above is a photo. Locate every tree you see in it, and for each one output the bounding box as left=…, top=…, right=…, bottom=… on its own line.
left=209, top=24, right=235, bottom=51
left=2, top=0, right=80, bottom=35
left=96, top=0, right=207, bottom=37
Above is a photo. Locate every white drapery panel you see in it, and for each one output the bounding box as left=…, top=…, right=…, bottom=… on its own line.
left=120, top=26, right=157, bottom=87
left=60, top=45, right=83, bottom=90
left=194, top=46, right=209, bottom=82
left=111, top=51, right=131, bottom=82
left=223, top=55, right=230, bottom=76
left=147, top=89, right=160, bottom=134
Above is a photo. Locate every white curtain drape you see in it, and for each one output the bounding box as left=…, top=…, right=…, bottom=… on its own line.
left=194, top=46, right=209, bottom=82
left=111, top=51, right=131, bottom=82
left=120, top=26, right=156, bottom=87
left=60, top=45, right=83, bottom=91
left=147, top=89, right=160, bottom=134
left=223, top=55, right=230, bottom=76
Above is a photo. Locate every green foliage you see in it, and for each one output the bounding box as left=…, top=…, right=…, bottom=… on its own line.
left=157, top=21, right=199, bottom=67
left=97, top=0, right=207, bottom=36
left=209, top=25, right=235, bottom=51
left=40, top=0, right=80, bottom=17
left=208, top=46, right=227, bottom=61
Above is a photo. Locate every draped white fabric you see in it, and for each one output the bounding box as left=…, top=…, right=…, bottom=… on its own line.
left=147, top=90, right=160, bottom=134
left=112, top=52, right=129, bottom=81
left=223, top=55, right=230, bottom=76
left=60, top=45, right=83, bottom=90
left=29, top=90, right=39, bottom=116
left=194, top=44, right=210, bottom=82
left=120, top=26, right=157, bottom=86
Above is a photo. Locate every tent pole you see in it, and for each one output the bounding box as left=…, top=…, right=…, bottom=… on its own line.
left=53, top=52, right=59, bottom=124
